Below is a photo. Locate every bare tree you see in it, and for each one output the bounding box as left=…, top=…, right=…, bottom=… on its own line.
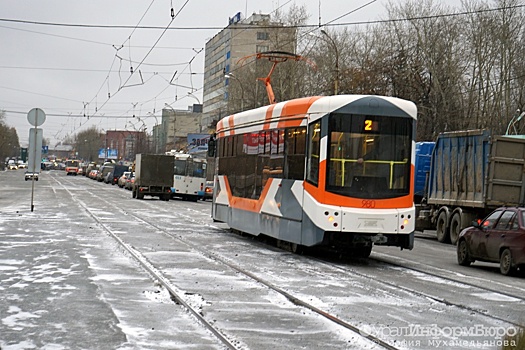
left=224, top=0, right=525, bottom=142
left=75, top=126, right=103, bottom=162
left=0, top=111, right=20, bottom=166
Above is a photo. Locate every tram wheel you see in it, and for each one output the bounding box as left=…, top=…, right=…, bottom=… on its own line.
left=291, top=243, right=304, bottom=255
left=353, top=245, right=372, bottom=258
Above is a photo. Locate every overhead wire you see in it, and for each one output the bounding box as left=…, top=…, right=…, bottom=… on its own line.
left=67, top=0, right=193, bottom=138
left=0, top=4, right=523, bottom=30
left=3, top=2, right=524, bottom=142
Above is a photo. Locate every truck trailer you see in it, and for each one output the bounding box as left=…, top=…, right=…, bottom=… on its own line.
left=133, top=154, right=174, bottom=201
left=416, top=129, right=525, bottom=244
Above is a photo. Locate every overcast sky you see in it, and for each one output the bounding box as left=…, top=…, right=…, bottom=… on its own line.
left=0, top=0, right=457, bottom=147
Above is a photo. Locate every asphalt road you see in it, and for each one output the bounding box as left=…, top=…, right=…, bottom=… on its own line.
left=1, top=169, right=524, bottom=350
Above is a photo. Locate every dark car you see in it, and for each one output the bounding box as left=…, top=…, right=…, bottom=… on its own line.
left=457, top=207, right=525, bottom=275
left=109, top=165, right=130, bottom=186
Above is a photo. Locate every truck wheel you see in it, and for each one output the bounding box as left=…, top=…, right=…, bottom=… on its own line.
left=137, top=191, right=144, bottom=200
left=436, top=211, right=450, bottom=243
left=291, top=243, right=304, bottom=255
left=449, top=213, right=462, bottom=245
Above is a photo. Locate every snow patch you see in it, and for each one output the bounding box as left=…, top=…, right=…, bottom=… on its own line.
left=471, top=292, right=520, bottom=302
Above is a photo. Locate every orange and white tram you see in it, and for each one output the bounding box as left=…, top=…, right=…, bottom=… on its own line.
left=209, top=94, right=417, bottom=257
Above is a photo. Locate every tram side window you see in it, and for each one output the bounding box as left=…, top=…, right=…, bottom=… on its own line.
left=306, top=121, right=321, bottom=186
left=269, top=130, right=284, bottom=178
left=217, top=136, right=237, bottom=193
left=243, top=133, right=258, bottom=198
left=256, top=130, right=284, bottom=196
left=284, top=127, right=306, bottom=180
left=256, top=131, right=270, bottom=197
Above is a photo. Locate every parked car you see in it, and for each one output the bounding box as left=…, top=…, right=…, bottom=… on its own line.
left=125, top=173, right=135, bottom=190
left=109, top=165, right=130, bottom=186
left=18, top=163, right=28, bottom=169
left=103, top=170, right=114, bottom=184
left=8, top=164, right=18, bottom=170
left=85, top=163, right=97, bottom=177
left=88, top=169, right=99, bottom=179
left=97, top=165, right=113, bottom=182
left=118, top=171, right=131, bottom=188
left=457, top=207, right=525, bottom=275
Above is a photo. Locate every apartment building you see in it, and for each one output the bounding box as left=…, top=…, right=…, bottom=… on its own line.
left=202, top=12, right=296, bottom=131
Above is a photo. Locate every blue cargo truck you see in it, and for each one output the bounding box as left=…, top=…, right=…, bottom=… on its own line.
left=414, top=142, right=435, bottom=203
left=416, top=129, right=525, bottom=244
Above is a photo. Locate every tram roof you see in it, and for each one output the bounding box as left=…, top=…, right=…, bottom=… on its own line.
left=216, top=94, right=417, bottom=137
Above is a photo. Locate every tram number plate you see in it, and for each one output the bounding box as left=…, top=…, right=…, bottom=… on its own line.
left=362, top=200, right=376, bottom=208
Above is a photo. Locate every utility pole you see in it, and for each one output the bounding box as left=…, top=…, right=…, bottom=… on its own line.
left=321, top=29, right=339, bottom=95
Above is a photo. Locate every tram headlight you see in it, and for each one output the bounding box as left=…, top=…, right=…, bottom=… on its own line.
left=400, top=218, right=409, bottom=230
left=327, top=215, right=339, bottom=227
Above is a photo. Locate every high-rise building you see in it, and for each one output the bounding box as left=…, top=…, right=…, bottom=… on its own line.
left=202, top=12, right=296, bottom=132
left=157, top=104, right=203, bottom=153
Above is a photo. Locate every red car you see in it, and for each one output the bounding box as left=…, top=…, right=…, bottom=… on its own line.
left=457, top=207, right=525, bottom=275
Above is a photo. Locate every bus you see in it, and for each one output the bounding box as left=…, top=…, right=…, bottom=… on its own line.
left=65, top=159, right=80, bottom=176
left=208, top=94, right=417, bottom=257
left=167, top=152, right=207, bottom=202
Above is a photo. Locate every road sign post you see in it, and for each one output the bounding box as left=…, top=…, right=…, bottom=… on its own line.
left=27, top=108, right=46, bottom=212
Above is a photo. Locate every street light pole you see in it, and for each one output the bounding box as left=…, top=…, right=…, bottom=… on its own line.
left=147, top=112, right=159, bottom=154
left=224, top=73, right=245, bottom=111
left=164, top=103, right=177, bottom=152
left=187, top=92, right=201, bottom=105
left=321, top=29, right=339, bottom=95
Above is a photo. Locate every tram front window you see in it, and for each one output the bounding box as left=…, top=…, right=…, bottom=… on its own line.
left=326, top=113, right=412, bottom=199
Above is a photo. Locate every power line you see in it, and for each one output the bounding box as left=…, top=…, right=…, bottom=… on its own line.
left=0, top=4, right=523, bottom=30
left=0, top=22, right=202, bottom=50
left=79, top=0, right=192, bottom=131
left=0, top=65, right=203, bottom=73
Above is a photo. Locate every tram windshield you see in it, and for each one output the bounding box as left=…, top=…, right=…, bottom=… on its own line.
left=326, top=113, right=412, bottom=199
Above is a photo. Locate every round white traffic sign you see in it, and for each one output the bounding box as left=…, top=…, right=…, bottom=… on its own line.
left=27, top=108, right=46, bottom=127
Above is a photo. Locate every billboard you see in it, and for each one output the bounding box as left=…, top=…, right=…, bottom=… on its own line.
left=98, top=148, right=118, bottom=160
left=187, top=134, right=210, bottom=154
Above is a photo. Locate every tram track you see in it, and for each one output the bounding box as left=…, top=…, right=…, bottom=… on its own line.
left=51, top=175, right=240, bottom=350
left=54, top=173, right=524, bottom=347
left=53, top=173, right=404, bottom=350
left=306, top=254, right=525, bottom=329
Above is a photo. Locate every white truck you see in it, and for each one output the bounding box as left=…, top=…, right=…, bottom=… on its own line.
left=132, top=154, right=174, bottom=201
